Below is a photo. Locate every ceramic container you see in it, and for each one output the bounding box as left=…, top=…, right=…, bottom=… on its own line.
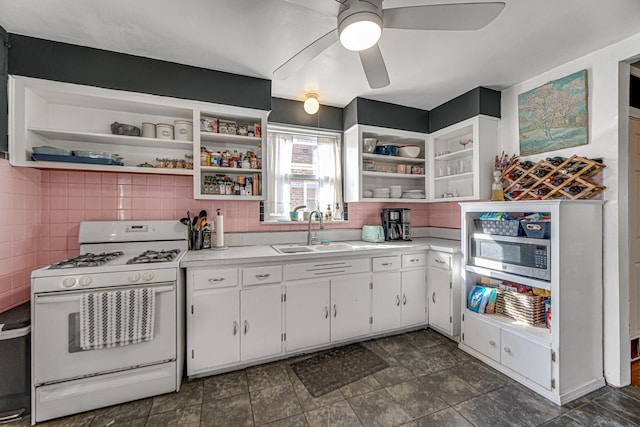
left=141, top=122, right=156, bottom=138
left=174, top=120, right=193, bottom=141
left=156, top=123, right=174, bottom=140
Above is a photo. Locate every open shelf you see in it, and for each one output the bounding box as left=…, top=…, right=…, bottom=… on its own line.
left=433, top=147, right=473, bottom=161
left=362, top=153, right=425, bottom=164
left=201, top=166, right=262, bottom=174
left=29, top=127, right=193, bottom=149
left=362, top=171, right=425, bottom=179
left=200, top=132, right=262, bottom=146
left=465, top=265, right=552, bottom=291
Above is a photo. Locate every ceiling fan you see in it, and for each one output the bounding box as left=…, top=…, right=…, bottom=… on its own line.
left=274, top=0, right=505, bottom=89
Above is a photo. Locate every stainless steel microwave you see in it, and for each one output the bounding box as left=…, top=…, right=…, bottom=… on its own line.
left=469, top=233, right=551, bottom=281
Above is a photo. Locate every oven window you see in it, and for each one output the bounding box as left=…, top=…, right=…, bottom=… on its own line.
left=68, top=313, right=85, bottom=353
left=479, top=241, right=521, bottom=264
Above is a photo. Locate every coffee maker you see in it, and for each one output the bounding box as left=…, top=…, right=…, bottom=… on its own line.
left=381, top=208, right=411, bottom=241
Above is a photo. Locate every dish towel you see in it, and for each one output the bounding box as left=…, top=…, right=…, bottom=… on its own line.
left=80, top=288, right=156, bottom=350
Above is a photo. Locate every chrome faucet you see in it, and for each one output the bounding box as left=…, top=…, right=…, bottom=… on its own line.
left=307, top=210, right=325, bottom=245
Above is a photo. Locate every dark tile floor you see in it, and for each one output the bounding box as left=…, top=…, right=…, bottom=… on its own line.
left=20, top=329, right=640, bottom=426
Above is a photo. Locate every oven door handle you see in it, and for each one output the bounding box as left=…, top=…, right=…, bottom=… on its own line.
left=35, top=285, right=175, bottom=304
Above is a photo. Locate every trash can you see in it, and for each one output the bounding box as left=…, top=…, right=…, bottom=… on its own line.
left=0, top=302, right=30, bottom=423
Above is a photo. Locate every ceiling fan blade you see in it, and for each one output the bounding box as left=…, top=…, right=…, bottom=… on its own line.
left=273, top=29, right=339, bottom=80
left=383, top=2, right=505, bottom=31
left=359, top=44, right=390, bottom=89
left=281, top=0, right=345, bottom=16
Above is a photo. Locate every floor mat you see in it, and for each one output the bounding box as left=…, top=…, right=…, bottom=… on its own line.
left=289, top=343, right=389, bottom=397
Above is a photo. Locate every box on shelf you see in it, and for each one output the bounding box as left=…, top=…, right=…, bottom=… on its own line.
left=474, top=219, right=522, bottom=236
left=495, top=289, right=548, bottom=326
left=521, top=221, right=551, bottom=239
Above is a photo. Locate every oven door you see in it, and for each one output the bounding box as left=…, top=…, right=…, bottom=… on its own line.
left=33, top=282, right=176, bottom=385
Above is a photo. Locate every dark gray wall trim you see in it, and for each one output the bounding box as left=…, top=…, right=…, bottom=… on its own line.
left=343, top=98, right=358, bottom=130
left=429, top=87, right=501, bottom=132
left=8, top=34, right=272, bottom=111
left=0, top=26, right=8, bottom=154
left=268, top=98, right=343, bottom=131
left=345, top=98, right=429, bottom=133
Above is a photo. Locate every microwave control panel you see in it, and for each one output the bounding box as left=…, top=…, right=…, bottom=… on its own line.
left=534, top=246, right=548, bottom=269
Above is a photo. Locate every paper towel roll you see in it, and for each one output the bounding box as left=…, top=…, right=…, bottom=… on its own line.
left=215, top=214, right=224, bottom=248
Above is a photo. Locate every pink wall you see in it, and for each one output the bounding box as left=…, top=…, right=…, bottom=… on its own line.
left=0, top=159, right=461, bottom=313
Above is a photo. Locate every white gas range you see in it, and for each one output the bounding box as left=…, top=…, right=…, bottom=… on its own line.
left=30, top=220, right=188, bottom=424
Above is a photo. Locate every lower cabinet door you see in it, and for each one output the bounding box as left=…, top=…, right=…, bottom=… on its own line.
left=189, top=288, right=240, bottom=373
left=462, top=312, right=501, bottom=362
left=330, top=274, right=371, bottom=342
left=241, top=285, right=283, bottom=362
left=501, top=330, right=552, bottom=390
left=401, top=269, right=427, bottom=327
left=372, top=272, right=402, bottom=333
left=428, top=266, right=451, bottom=333
left=285, top=280, right=330, bottom=351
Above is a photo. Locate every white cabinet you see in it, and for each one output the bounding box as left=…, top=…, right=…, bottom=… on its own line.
left=427, top=251, right=461, bottom=338
left=186, top=266, right=283, bottom=376
left=284, top=274, right=371, bottom=351
left=343, top=124, right=428, bottom=203
left=9, top=75, right=268, bottom=200
left=371, top=255, right=427, bottom=333
left=459, top=200, right=605, bottom=405
left=330, top=275, right=371, bottom=342
left=428, top=115, right=498, bottom=202
left=285, top=279, right=331, bottom=352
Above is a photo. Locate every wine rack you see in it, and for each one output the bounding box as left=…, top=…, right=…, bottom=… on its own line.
left=501, top=155, right=606, bottom=200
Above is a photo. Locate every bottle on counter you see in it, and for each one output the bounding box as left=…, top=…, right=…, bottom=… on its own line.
left=491, top=170, right=505, bottom=201
left=333, top=203, right=343, bottom=221
left=325, top=204, right=332, bottom=220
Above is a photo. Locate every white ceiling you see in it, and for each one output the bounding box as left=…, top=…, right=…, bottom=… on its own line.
left=1, top=0, right=640, bottom=110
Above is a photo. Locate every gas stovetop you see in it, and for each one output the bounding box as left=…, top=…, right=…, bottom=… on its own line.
left=31, top=220, right=188, bottom=293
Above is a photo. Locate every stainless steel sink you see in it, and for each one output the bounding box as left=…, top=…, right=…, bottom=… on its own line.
left=271, top=242, right=355, bottom=254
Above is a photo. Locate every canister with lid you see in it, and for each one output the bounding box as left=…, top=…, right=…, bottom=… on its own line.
left=141, top=122, right=156, bottom=138
left=156, top=123, right=174, bottom=140
left=174, top=120, right=193, bottom=141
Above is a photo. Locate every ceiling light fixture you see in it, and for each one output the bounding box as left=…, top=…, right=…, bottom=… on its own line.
left=337, top=0, right=383, bottom=51
left=303, top=93, right=320, bottom=115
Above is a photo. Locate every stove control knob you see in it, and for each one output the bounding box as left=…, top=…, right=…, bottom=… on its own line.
left=62, top=277, right=76, bottom=288
left=142, top=272, right=155, bottom=282
left=79, top=276, right=92, bottom=286
left=128, top=272, right=141, bottom=282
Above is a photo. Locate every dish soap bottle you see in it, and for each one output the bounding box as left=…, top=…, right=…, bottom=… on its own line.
left=491, top=170, right=505, bottom=201
left=333, top=203, right=343, bottom=221
left=325, top=204, right=332, bottom=221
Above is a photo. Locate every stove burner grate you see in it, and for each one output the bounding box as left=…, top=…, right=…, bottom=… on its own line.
left=126, top=249, right=181, bottom=264
left=49, top=251, right=125, bottom=269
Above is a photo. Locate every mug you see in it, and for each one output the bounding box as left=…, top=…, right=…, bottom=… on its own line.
left=405, top=165, right=412, bottom=174
left=396, top=164, right=406, bottom=174
left=411, top=166, right=421, bottom=174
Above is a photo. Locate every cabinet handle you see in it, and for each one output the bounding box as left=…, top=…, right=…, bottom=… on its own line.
left=409, top=259, right=418, bottom=263
left=325, top=306, right=329, bottom=319
left=255, top=274, right=270, bottom=280
left=233, top=321, right=238, bottom=336
left=396, top=295, right=401, bottom=306
left=208, top=277, right=225, bottom=283
left=403, top=294, right=407, bottom=305
left=432, top=292, right=436, bottom=304
left=504, top=347, right=511, bottom=353
left=382, top=262, right=391, bottom=266
left=333, top=304, right=337, bottom=318
left=244, top=320, right=249, bottom=335
left=435, top=259, right=446, bottom=265
left=489, top=340, right=495, bottom=346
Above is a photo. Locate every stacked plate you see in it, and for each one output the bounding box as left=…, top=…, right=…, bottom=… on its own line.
left=402, top=190, right=426, bottom=199
left=372, top=187, right=390, bottom=198
left=389, top=185, right=402, bottom=198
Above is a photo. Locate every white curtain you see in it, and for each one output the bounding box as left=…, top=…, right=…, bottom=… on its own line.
left=317, top=136, right=343, bottom=213
left=266, top=132, right=293, bottom=216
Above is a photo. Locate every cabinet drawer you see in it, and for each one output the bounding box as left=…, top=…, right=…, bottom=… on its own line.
left=243, top=265, right=282, bottom=286
left=501, top=330, right=551, bottom=390
left=402, top=253, right=426, bottom=268
left=462, top=313, right=500, bottom=362
left=372, top=256, right=401, bottom=272
left=191, top=268, right=239, bottom=290
left=284, top=258, right=370, bottom=281
left=429, top=252, right=451, bottom=270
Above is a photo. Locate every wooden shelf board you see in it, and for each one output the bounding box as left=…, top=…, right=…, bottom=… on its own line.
left=434, top=147, right=473, bottom=161
left=29, top=127, right=193, bottom=150
left=465, top=265, right=552, bottom=291
left=200, top=132, right=261, bottom=146
left=201, top=167, right=262, bottom=173
left=362, top=153, right=425, bottom=164
left=434, top=172, right=473, bottom=181
left=362, top=171, right=425, bottom=179
left=22, top=159, right=193, bottom=175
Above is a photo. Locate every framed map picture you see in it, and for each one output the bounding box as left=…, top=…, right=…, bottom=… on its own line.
left=518, top=69, right=588, bottom=156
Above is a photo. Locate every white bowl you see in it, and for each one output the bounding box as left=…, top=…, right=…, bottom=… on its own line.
left=398, top=145, right=420, bottom=158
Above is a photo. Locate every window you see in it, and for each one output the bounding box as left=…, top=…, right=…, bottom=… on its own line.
left=264, top=125, right=343, bottom=222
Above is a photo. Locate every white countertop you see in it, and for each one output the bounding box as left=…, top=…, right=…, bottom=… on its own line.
left=180, top=237, right=460, bottom=268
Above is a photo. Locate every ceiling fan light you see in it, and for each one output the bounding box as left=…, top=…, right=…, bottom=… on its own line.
left=303, top=93, right=320, bottom=114
left=339, top=12, right=382, bottom=51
